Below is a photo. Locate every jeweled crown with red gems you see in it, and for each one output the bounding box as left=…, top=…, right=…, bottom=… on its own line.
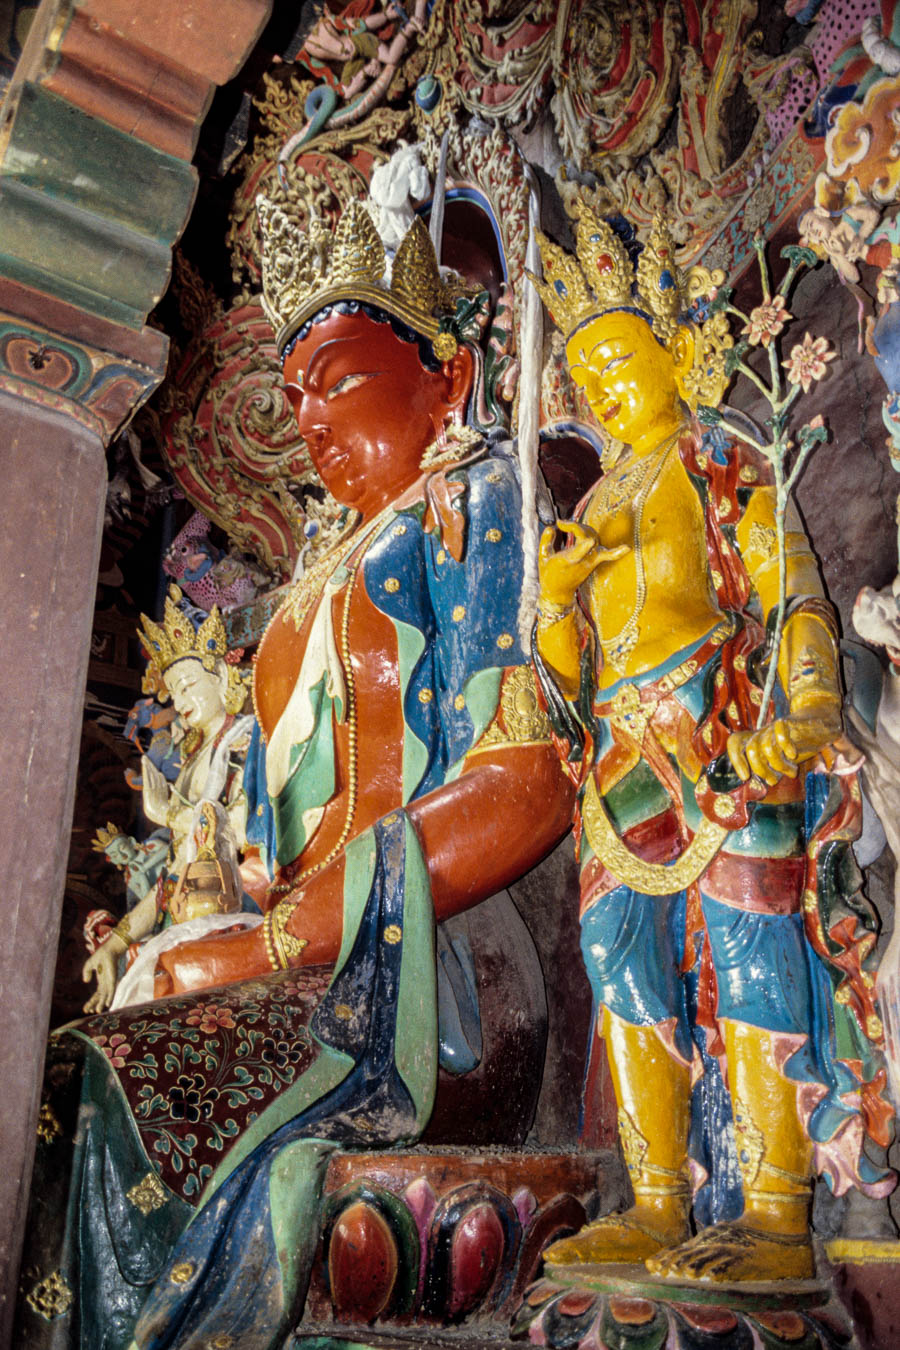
left=138, top=584, right=250, bottom=715
left=528, top=203, right=687, bottom=342
left=138, top=584, right=228, bottom=680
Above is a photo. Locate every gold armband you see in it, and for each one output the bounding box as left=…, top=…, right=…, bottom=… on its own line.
left=110, top=915, right=133, bottom=948
left=782, top=595, right=839, bottom=644
left=780, top=600, right=841, bottom=713
left=536, top=596, right=575, bottom=627
left=263, top=899, right=309, bottom=971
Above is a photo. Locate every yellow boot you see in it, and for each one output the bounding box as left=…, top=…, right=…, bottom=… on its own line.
left=646, top=1021, right=815, bottom=1283
left=544, top=1010, right=693, bottom=1267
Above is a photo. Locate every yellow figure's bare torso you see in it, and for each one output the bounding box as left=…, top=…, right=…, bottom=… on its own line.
left=583, top=442, right=721, bottom=688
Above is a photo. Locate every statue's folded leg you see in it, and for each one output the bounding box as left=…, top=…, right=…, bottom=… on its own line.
left=17, top=812, right=438, bottom=1350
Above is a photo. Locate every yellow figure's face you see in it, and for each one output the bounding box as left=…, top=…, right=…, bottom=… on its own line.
left=565, top=311, right=684, bottom=448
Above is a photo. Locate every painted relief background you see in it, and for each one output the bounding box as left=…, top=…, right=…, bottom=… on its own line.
left=28, top=0, right=900, bottom=1340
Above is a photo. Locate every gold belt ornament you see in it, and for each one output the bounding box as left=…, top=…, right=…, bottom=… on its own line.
left=581, top=775, right=728, bottom=895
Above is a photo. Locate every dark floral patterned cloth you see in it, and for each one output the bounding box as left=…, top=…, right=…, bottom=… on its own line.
left=17, top=812, right=438, bottom=1350
left=79, top=967, right=333, bottom=1203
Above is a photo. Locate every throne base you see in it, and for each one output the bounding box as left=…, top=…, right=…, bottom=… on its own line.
left=513, top=1260, right=848, bottom=1349
left=297, top=1148, right=619, bottom=1331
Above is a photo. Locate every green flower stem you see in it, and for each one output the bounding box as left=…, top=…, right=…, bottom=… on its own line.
left=785, top=437, right=818, bottom=497
left=731, top=360, right=773, bottom=401
left=778, top=259, right=804, bottom=299
left=718, top=239, right=824, bottom=730
left=754, top=233, right=771, bottom=301
left=718, top=417, right=767, bottom=451
left=778, top=383, right=803, bottom=419
left=765, top=322, right=783, bottom=408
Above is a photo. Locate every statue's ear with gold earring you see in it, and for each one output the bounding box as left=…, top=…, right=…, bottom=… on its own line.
left=669, top=324, right=697, bottom=407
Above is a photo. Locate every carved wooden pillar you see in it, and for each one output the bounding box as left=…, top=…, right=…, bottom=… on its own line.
left=0, top=1, right=273, bottom=1338
left=0, top=391, right=107, bottom=1345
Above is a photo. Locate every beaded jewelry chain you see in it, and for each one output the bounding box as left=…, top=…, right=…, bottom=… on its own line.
left=263, top=509, right=394, bottom=968
left=596, top=427, right=683, bottom=671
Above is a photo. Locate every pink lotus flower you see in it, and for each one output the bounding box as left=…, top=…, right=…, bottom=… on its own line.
left=741, top=294, right=791, bottom=346
left=93, top=1032, right=132, bottom=1067
left=186, top=1003, right=236, bottom=1034
left=783, top=332, right=836, bottom=393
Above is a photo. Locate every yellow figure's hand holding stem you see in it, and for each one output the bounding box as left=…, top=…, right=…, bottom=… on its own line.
left=727, top=708, right=842, bottom=787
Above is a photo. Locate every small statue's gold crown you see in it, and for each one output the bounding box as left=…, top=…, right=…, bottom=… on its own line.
left=257, top=195, right=468, bottom=358
left=92, top=822, right=124, bottom=853
left=139, top=584, right=227, bottom=679
left=529, top=204, right=686, bottom=343
left=138, top=585, right=249, bottom=715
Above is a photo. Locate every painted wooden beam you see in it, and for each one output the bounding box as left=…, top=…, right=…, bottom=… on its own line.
left=0, top=0, right=272, bottom=442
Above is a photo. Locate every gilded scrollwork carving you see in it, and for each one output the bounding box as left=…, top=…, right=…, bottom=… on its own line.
left=553, top=0, right=681, bottom=168
left=418, top=120, right=530, bottom=285
left=162, top=303, right=309, bottom=580
left=226, top=103, right=410, bottom=288
left=554, top=0, right=800, bottom=257
left=410, top=0, right=807, bottom=263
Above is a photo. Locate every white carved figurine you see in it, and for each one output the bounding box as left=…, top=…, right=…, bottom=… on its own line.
left=82, top=589, right=254, bottom=1013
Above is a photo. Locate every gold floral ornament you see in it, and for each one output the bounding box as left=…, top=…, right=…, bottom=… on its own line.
left=528, top=204, right=732, bottom=410
left=433, top=331, right=458, bottom=361
left=139, top=585, right=249, bottom=717
left=26, top=1271, right=73, bottom=1320
left=127, top=1171, right=169, bottom=1215
left=36, top=1101, right=62, bottom=1144
left=257, top=194, right=475, bottom=360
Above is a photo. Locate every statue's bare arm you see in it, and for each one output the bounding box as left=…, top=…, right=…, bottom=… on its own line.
left=153, top=743, right=574, bottom=996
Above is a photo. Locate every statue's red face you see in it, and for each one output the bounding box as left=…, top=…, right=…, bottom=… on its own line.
left=283, top=310, right=461, bottom=521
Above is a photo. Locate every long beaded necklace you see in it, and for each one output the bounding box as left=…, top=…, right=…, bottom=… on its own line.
left=266, top=503, right=396, bottom=901
left=592, top=444, right=663, bottom=520
left=594, top=426, right=684, bottom=672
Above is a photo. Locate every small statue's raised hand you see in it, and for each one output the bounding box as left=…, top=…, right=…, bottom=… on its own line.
left=141, top=755, right=170, bottom=824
